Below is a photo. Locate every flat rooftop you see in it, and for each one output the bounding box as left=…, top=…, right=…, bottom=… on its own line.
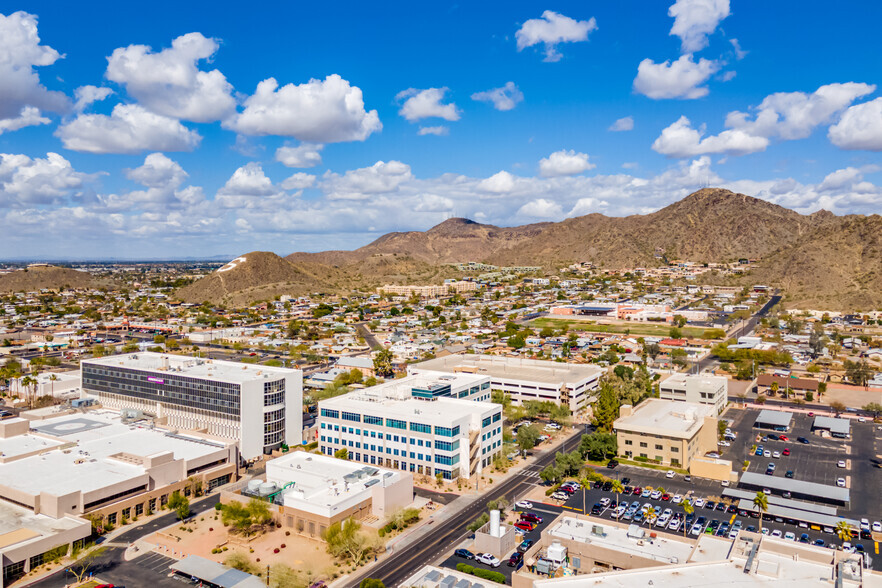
left=812, top=416, right=850, bottom=435
left=412, top=354, right=603, bottom=385
left=0, top=499, right=88, bottom=551
left=614, top=398, right=714, bottom=439
left=83, top=352, right=299, bottom=385
left=547, top=516, right=695, bottom=564
left=266, top=452, right=405, bottom=517
left=0, top=411, right=229, bottom=498
left=738, top=472, right=849, bottom=503
left=321, top=374, right=497, bottom=424
left=754, top=410, right=793, bottom=428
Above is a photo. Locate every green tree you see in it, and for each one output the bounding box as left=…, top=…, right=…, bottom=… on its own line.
left=673, top=314, right=687, bottom=328
left=335, top=448, right=349, bottom=460
left=592, top=382, right=621, bottom=432
left=324, top=518, right=377, bottom=565
left=168, top=490, right=190, bottom=520
left=644, top=505, right=657, bottom=526
left=611, top=479, right=624, bottom=510
left=863, top=402, right=882, bottom=418
left=517, top=424, right=540, bottom=453
left=844, top=360, right=873, bottom=387
left=579, top=432, right=617, bottom=461
left=373, top=347, right=394, bottom=377
left=669, top=327, right=683, bottom=339
left=753, top=491, right=768, bottom=533
left=539, top=463, right=562, bottom=484
left=66, top=547, right=107, bottom=584
left=836, top=520, right=853, bottom=543
left=682, top=501, right=694, bottom=537
left=830, top=400, right=847, bottom=416
left=360, top=580, right=386, bottom=588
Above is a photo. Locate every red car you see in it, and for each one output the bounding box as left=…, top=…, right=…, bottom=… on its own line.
left=632, top=487, right=642, bottom=495
left=807, top=412, right=814, bottom=417
left=661, top=493, right=672, bottom=501
left=514, top=521, right=536, bottom=531
left=782, top=447, right=791, bottom=456
left=779, top=435, right=789, bottom=441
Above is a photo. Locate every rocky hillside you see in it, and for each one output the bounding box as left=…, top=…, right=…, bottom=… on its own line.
left=187, top=189, right=880, bottom=310
left=0, top=265, right=112, bottom=292
left=174, top=251, right=328, bottom=306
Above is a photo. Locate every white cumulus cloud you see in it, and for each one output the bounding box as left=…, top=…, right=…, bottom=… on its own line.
left=517, top=198, right=563, bottom=219
left=106, top=32, right=236, bottom=122
left=633, top=54, right=719, bottom=99
left=471, top=82, right=524, bottom=111
left=515, top=10, right=597, bottom=62
left=56, top=104, right=201, bottom=154
left=539, top=150, right=595, bottom=177
left=275, top=143, right=324, bottom=168
left=0, top=11, right=70, bottom=129
left=0, top=106, right=50, bottom=135
left=725, top=82, right=876, bottom=140
left=73, top=85, right=113, bottom=112
left=828, top=97, right=882, bottom=151
left=396, top=88, right=460, bottom=122
left=609, top=116, right=634, bottom=132
left=668, top=0, right=730, bottom=54
left=280, top=172, right=316, bottom=190
left=478, top=170, right=518, bottom=193
left=322, top=160, right=413, bottom=200
left=652, top=116, right=770, bottom=157
left=225, top=74, right=382, bottom=142
left=0, top=152, right=89, bottom=207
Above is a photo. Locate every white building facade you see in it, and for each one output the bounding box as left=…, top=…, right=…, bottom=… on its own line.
left=659, top=373, right=728, bottom=414
left=81, top=353, right=302, bottom=459
left=317, top=374, right=502, bottom=480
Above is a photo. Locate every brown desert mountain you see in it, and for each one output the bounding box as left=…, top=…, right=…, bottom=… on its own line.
left=177, top=189, right=881, bottom=309
left=0, top=265, right=112, bottom=293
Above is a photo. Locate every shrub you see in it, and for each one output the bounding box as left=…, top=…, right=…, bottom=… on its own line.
left=473, top=568, right=506, bottom=584
left=456, top=563, right=475, bottom=574
left=378, top=529, right=385, bottom=537
left=215, top=503, right=223, bottom=511
left=285, top=531, right=290, bottom=536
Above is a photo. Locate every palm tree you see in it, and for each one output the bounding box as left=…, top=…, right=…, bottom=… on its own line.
left=753, top=491, right=769, bottom=533
left=644, top=506, right=657, bottom=527
left=836, top=521, right=853, bottom=543
left=580, top=476, right=591, bottom=515
left=682, top=501, right=694, bottom=537
left=611, top=479, right=624, bottom=510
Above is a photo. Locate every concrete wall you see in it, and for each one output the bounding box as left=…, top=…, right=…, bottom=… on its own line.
left=474, top=522, right=517, bottom=559
left=370, top=471, right=413, bottom=519
left=689, top=456, right=734, bottom=481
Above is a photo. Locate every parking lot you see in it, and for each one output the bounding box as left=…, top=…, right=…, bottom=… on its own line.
left=725, top=408, right=882, bottom=521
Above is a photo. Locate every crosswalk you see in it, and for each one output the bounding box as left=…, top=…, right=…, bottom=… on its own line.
left=518, top=469, right=541, bottom=478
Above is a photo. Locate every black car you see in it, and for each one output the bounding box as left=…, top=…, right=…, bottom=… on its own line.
left=704, top=501, right=716, bottom=510
left=602, top=481, right=613, bottom=491
left=591, top=503, right=604, bottom=515
left=696, top=516, right=707, bottom=526
left=592, top=480, right=603, bottom=489
left=508, top=552, right=524, bottom=567
left=797, top=437, right=810, bottom=444
left=607, top=459, right=619, bottom=469
left=518, top=539, right=534, bottom=553
left=621, top=477, right=631, bottom=485
left=455, top=549, right=475, bottom=560
left=767, top=433, right=779, bottom=440
left=726, top=505, right=737, bottom=514
left=785, top=470, right=794, bottom=478
left=715, top=503, right=727, bottom=512
left=708, top=519, right=720, bottom=530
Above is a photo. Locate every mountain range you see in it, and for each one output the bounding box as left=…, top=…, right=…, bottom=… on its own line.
left=173, top=188, right=882, bottom=310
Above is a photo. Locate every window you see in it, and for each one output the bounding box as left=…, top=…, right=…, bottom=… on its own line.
left=135, top=503, right=144, bottom=516
left=482, top=416, right=492, bottom=428
left=434, top=439, right=460, bottom=452
left=107, top=512, right=117, bottom=525
left=671, top=447, right=679, bottom=453
left=320, top=409, right=339, bottom=419
left=409, top=422, right=431, bottom=434
left=386, top=418, right=406, bottom=430
left=624, top=440, right=632, bottom=445
left=639, top=442, right=647, bottom=448
left=435, top=454, right=460, bottom=465
left=492, top=412, right=501, bottom=423
left=655, top=444, right=663, bottom=450
left=341, top=411, right=361, bottom=423
left=364, top=415, right=382, bottom=426
left=435, top=425, right=460, bottom=437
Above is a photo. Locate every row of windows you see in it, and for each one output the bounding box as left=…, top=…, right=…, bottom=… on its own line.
left=625, top=439, right=679, bottom=453
left=434, top=439, right=460, bottom=452
left=342, top=411, right=361, bottom=422
left=264, top=408, right=285, bottom=423
left=321, top=425, right=440, bottom=448
left=263, top=379, right=285, bottom=406
left=322, top=411, right=463, bottom=438
left=318, top=447, right=461, bottom=479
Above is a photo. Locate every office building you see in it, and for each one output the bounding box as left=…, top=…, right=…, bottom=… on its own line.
left=613, top=399, right=717, bottom=470
left=409, top=354, right=602, bottom=412
left=659, top=373, right=728, bottom=414
left=317, top=373, right=502, bottom=480
left=231, top=452, right=412, bottom=541
left=81, top=352, right=302, bottom=460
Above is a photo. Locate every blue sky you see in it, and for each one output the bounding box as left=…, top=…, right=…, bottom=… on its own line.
left=1, top=1, right=881, bottom=259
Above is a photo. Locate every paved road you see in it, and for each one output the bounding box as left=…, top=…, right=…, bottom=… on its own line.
left=697, top=294, right=781, bottom=373
left=25, top=494, right=220, bottom=588
left=347, top=431, right=585, bottom=587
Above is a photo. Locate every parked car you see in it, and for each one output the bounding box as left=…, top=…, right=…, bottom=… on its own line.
left=599, top=497, right=611, bottom=507
left=607, top=459, right=619, bottom=469
left=782, top=447, right=790, bottom=456
left=785, top=470, right=794, bottom=478
left=522, top=513, right=543, bottom=524
left=650, top=490, right=662, bottom=500
left=514, top=521, right=536, bottom=531
left=515, top=500, right=533, bottom=509
left=779, top=435, right=789, bottom=441
left=797, top=437, right=810, bottom=444
left=837, top=460, right=847, bottom=468
left=591, top=503, right=604, bottom=515
left=836, top=477, right=846, bottom=487
left=455, top=549, right=475, bottom=560
left=476, top=553, right=501, bottom=567
left=508, top=552, right=523, bottom=567
left=517, top=539, right=534, bottom=552
left=693, top=498, right=706, bottom=508
left=665, top=470, right=676, bottom=478
left=551, top=492, right=569, bottom=501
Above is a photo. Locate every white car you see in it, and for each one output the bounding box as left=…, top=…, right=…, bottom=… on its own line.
left=772, top=451, right=781, bottom=459
left=551, top=491, right=569, bottom=500
left=476, top=553, right=501, bottom=567
left=784, top=532, right=796, bottom=541
left=872, top=521, right=882, bottom=533
left=859, top=518, right=870, bottom=531
left=545, top=422, right=562, bottom=430
left=515, top=500, right=533, bottom=509
left=693, top=498, right=706, bottom=508
left=721, top=480, right=730, bottom=487
left=665, top=470, right=675, bottom=478
left=599, top=497, right=611, bottom=507
left=718, top=440, right=731, bottom=447
left=655, top=515, right=670, bottom=528
left=668, top=519, right=682, bottom=531
left=690, top=523, right=703, bottom=536
left=763, top=450, right=771, bottom=457
left=837, top=460, right=847, bottom=468
left=671, top=494, right=683, bottom=504
left=770, top=529, right=783, bottom=538
left=650, top=490, right=663, bottom=500
left=836, top=477, right=846, bottom=487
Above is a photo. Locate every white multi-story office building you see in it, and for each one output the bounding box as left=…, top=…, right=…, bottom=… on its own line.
left=81, top=352, right=302, bottom=460
left=409, top=354, right=603, bottom=412
left=317, top=373, right=502, bottom=480
left=659, top=373, right=728, bottom=414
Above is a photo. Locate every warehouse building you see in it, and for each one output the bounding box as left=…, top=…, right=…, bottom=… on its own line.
left=81, top=352, right=303, bottom=460
left=409, top=354, right=602, bottom=412
left=318, top=373, right=502, bottom=480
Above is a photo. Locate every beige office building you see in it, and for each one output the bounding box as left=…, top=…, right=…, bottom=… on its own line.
left=613, top=399, right=717, bottom=470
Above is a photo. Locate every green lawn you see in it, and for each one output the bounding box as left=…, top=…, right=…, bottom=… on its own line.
left=529, top=317, right=708, bottom=338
